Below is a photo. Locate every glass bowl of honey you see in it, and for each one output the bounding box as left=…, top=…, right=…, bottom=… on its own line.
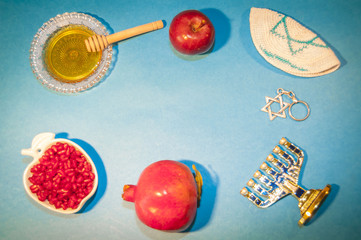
left=30, top=12, right=113, bottom=94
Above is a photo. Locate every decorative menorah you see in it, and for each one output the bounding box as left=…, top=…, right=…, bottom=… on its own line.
left=240, top=137, right=331, bottom=226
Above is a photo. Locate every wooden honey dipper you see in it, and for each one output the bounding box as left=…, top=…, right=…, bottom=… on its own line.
left=85, top=20, right=164, bottom=52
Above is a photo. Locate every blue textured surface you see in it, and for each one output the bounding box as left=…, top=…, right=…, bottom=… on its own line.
left=1, top=0, right=361, bottom=239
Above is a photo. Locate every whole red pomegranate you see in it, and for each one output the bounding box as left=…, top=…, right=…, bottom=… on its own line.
left=122, top=160, right=202, bottom=231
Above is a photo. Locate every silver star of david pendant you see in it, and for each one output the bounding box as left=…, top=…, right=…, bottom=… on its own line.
left=261, top=93, right=290, bottom=120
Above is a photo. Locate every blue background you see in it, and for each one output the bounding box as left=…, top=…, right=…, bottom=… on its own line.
left=1, top=0, right=360, bottom=239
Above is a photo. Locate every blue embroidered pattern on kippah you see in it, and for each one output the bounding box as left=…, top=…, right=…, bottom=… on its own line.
left=270, top=15, right=329, bottom=56
left=260, top=47, right=307, bottom=71
left=259, top=14, right=332, bottom=72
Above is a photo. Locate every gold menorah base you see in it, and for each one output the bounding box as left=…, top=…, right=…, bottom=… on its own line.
left=298, top=184, right=331, bottom=226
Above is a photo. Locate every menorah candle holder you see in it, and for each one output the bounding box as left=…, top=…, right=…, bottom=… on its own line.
left=240, top=137, right=331, bottom=226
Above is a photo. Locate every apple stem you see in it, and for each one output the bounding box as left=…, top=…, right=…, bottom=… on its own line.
left=191, top=22, right=206, bottom=33
left=122, top=184, right=136, bottom=202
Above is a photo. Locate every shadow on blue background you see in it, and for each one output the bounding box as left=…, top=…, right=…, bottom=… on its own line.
left=240, top=8, right=346, bottom=78
left=179, top=160, right=219, bottom=232
left=201, top=8, right=231, bottom=53
left=55, top=132, right=107, bottom=213
left=162, top=20, right=167, bottom=28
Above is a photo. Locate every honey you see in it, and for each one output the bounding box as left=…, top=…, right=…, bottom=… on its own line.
left=44, top=25, right=102, bottom=83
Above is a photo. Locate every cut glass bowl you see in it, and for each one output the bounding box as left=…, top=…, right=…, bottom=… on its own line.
left=30, top=12, right=113, bottom=94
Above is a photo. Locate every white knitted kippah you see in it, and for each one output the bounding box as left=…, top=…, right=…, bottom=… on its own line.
left=250, top=7, right=340, bottom=77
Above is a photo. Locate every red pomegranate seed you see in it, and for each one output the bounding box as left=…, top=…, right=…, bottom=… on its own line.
left=54, top=201, right=61, bottom=209
left=83, top=178, right=91, bottom=184
left=28, top=142, right=95, bottom=211
left=76, top=176, right=83, bottom=183
left=30, top=185, right=39, bottom=193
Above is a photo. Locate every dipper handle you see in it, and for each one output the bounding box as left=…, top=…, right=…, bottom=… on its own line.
left=85, top=20, right=164, bottom=52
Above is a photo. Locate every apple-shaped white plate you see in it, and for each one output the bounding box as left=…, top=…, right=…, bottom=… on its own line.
left=21, top=132, right=98, bottom=214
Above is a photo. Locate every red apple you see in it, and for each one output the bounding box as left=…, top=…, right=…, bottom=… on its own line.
left=122, top=160, right=203, bottom=231
left=169, top=10, right=215, bottom=55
